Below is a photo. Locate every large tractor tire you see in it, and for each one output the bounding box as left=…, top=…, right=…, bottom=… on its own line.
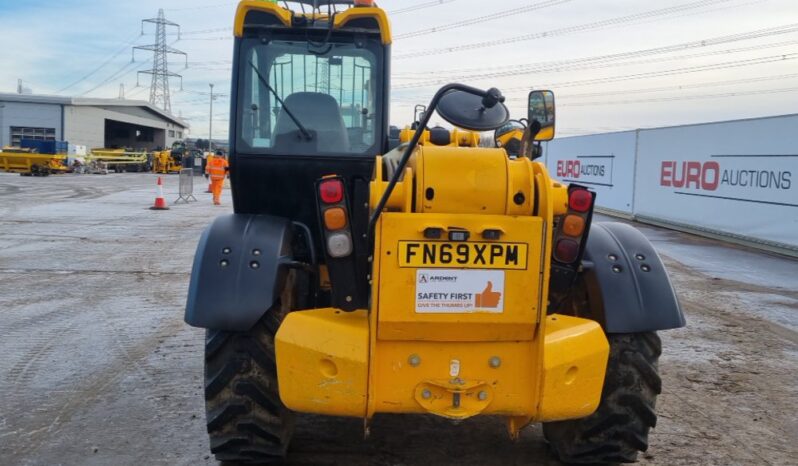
left=543, top=332, right=662, bottom=464
left=204, top=310, right=294, bottom=464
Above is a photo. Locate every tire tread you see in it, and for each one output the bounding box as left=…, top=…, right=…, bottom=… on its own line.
left=543, top=332, right=662, bottom=464
left=204, top=313, right=294, bottom=464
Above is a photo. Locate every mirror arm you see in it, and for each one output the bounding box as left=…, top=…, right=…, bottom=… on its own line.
left=521, top=119, right=542, bottom=159
left=368, top=83, right=491, bottom=239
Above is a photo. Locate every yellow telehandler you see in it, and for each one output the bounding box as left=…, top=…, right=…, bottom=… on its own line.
left=152, top=141, right=186, bottom=174
left=185, top=1, right=684, bottom=463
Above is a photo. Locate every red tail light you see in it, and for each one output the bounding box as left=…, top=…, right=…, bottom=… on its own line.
left=555, top=238, right=580, bottom=263
left=319, top=179, right=344, bottom=204
left=569, top=189, right=592, bottom=213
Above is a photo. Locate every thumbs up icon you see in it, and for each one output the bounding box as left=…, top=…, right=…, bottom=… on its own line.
left=475, top=281, right=501, bottom=308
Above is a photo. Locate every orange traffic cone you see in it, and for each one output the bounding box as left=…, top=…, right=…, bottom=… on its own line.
left=206, top=181, right=212, bottom=193
left=150, top=176, right=170, bottom=210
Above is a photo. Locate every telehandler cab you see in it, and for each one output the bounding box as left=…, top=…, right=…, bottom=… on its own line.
left=185, top=1, right=685, bottom=463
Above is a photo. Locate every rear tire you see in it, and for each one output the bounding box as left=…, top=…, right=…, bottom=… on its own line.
left=543, top=332, right=661, bottom=464
left=204, top=311, right=294, bottom=464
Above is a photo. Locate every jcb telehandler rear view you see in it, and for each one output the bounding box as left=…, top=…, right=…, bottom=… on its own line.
left=185, top=1, right=685, bottom=463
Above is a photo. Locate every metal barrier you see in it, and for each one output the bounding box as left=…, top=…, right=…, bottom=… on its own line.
left=174, top=168, right=198, bottom=204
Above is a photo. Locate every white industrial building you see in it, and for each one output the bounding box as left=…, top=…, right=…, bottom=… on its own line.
left=0, top=93, right=189, bottom=151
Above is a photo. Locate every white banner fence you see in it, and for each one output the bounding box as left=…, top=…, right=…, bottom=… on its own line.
left=544, top=114, right=798, bottom=256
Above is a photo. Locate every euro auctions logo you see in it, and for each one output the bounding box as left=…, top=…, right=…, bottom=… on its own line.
left=660, top=161, right=721, bottom=190
left=556, top=160, right=606, bottom=179
left=660, top=161, right=792, bottom=192
left=555, top=156, right=614, bottom=187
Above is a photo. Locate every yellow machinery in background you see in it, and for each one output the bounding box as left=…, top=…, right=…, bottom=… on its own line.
left=397, top=103, right=481, bottom=147
left=184, top=2, right=685, bottom=465
left=87, top=149, right=149, bottom=173
left=152, top=141, right=186, bottom=174
left=0, top=148, right=67, bottom=176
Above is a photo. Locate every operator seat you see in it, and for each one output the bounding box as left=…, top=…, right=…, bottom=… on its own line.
left=273, top=92, right=351, bottom=154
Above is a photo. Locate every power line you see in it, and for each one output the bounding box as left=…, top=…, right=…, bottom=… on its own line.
left=180, top=27, right=231, bottom=36
left=391, top=53, right=798, bottom=105
left=555, top=73, right=798, bottom=100
left=398, top=73, right=798, bottom=105
left=394, top=0, right=747, bottom=59
left=80, top=59, right=150, bottom=97
left=56, top=33, right=142, bottom=94
left=394, top=35, right=798, bottom=89
left=166, top=1, right=237, bottom=12
left=556, top=86, right=798, bottom=107
left=395, top=0, right=574, bottom=40
left=389, top=0, right=459, bottom=15
left=501, top=53, right=798, bottom=92
left=394, top=22, right=798, bottom=82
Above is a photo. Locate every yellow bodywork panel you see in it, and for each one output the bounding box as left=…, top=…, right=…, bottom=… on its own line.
left=273, top=305, right=608, bottom=420
left=539, top=315, right=609, bottom=421
left=234, top=0, right=292, bottom=34
left=0, top=151, right=67, bottom=174
left=333, top=7, right=392, bottom=44
left=400, top=127, right=479, bottom=147
left=272, top=147, right=608, bottom=425
left=413, top=146, right=535, bottom=216
left=376, top=212, right=544, bottom=342
left=234, top=1, right=392, bottom=44
left=275, top=308, right=369, bottom=416
left=370, top=339, right=540, bottom=418
left=273, top=158, right=609, bottom=423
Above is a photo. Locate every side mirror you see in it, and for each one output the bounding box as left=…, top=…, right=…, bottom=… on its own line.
left=528, top=90, right=555, bottom=141
left=437, top=87, right=509, bottom=132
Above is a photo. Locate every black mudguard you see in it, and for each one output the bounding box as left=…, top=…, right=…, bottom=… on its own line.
left=185, top=214, right=293, bottom=331
left=583, top=222, right=685, bottom=333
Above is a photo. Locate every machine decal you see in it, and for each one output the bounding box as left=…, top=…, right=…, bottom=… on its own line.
left=399, top=241, right=528, bottom=269
left=415, top=269, right=505, bottom=313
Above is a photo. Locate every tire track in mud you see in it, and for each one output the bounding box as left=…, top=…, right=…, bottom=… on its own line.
left=663, top=257, right=798, bottom=344
left=4, top=319, right=78, bottom=387
left=0, top=183, right=22, bottom=195
left=1, top=265, right=197, bottom=459
left=65, top=186, right=110, bottom=200
left=5, top=313, right=189, bottom=458
left=646, top=254, right=798, bottom=466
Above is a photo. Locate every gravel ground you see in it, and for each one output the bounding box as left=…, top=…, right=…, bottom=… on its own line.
left=0, top=172, right=795, bottom=466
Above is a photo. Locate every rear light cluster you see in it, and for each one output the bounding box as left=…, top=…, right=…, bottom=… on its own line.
left=553, top=185, right=595, bottom=265
left=318, top=177, right=353, bottom=258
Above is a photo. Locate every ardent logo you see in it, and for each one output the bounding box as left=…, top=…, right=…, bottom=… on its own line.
left=418, top=273, right=458, bottom=283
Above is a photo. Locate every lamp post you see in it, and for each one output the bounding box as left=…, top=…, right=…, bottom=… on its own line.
left=209, top=83, right=214, bottom=152
left=0, top=103, right=5, bottom=147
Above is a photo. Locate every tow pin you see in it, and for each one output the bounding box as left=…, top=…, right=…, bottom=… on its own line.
left=449, top=359, right=460, bottom=377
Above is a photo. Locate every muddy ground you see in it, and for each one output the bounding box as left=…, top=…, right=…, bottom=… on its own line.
left=0, top=172, right=795, bottom=465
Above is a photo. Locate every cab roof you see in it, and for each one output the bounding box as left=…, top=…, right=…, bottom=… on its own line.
left=234, top=0, right=391, bottom=44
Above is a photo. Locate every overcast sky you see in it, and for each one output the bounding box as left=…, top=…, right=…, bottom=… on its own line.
left=1, top=0, right=797, bottom=139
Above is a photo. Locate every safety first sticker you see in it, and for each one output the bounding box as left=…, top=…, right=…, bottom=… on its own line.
left=415, top=269, right=504, bottom=314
